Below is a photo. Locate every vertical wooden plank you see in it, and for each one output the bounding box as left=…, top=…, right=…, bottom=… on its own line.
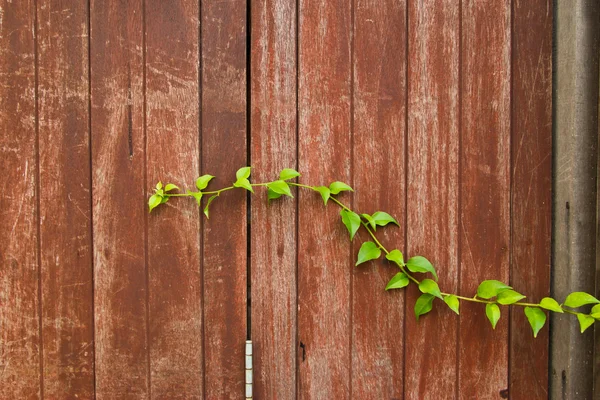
left=36, top=1, right=94, bottom=397
left=509, top=1, right=552, bottom=399
left=297, top=0, right=351, bottom=398
left=90, top=1, right=148, bottom=397
left=351, top=0, right=405, bottom=397
left=145, top=2, right=203, bottom=398
left=458, top=1, right=511, bottom=398
left=0, top=1, right=40, bottom=398
left=405, top=1, right=460, bottom=399
left=250, top=0, right=297, bottom=398
left=201, top=0, right=247, bottom=397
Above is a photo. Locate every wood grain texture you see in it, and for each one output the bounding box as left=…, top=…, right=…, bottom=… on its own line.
left=90, top=1, right=148, bottom=397
left=297, top=0, right=352, bottom=398
left=36, top=1, right=94, bottom=397
left=405, top=1, right=460, bottom=399
left=201, top=0, right=247, bottom=397
left=509, top=1, right=552, bottom=399
left=145, top=2, right=203, bottom=398
left=351, top=0, right=405, bottom=397
left=458, top=1, right=511, bottom=398
left=0, top=1, right=41, bottom=398
left=250, top=0, right=297, bottom=398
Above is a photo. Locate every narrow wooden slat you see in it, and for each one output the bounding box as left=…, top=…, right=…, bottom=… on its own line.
left=90, top=1, right=148, bottom=397
left=509, top=1, right=552, bottom=398
left=36, top=1, right=94, bottom=397
left=0, top=1, right=40, bottom=398
left=297, top=0, right=351, bottom=397
left=405, top=1, right=460, bottom=399
left=201, top=0, right=247, bottom=396
left=145, top=2, right=203, bottom=398
left=351, top=0, right=405, bottom=397
left=250, top=0, right=297, bottom=398
left=458, top=1, right=511, bottom=398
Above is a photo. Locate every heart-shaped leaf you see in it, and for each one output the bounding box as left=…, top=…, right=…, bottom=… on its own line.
left=267, top=180, right=293, bottom=198
left=524, top=307, right=546, bottom=338
left=164, top=183, right=179, bottom=192
left=340, top=209, right=361, bottom=241
left=485, top=303, right=501, bottom=329
left=415, top=294, right=435, bottom=321
left=314, top=186, right=331, bottom=205
left=148, top=194, right=162, bottom=213
left=329, top=181, right=353, bottom=194
left=361, top=213, right=376, bottom=230
left=406, top=256, right=438, bottom=281
left=385, top=249, right=404, bottom=267
left=564, top=292, right=600, bottom=308
left=385, top=272, right=409, bottom=290
left=477, top=280, right=512, bottom=300
left=419, top=279, right=443, bottom=300
left=196, top=174, right=215, bottom=190
left=496, top=289, right=526, bottom=305
left=279, top=168, right=301, bottom=181
left=371, top=211, right=399, bottom=227
left=236, top=166, right=251, bottom=180
left=539, top=297, right=563, bottom=313
left=203, top=195, right=218, bottom=219
left=577, top=313, right=595, bottom=333
left=233, top=178, right=254, bottom=193
left=355, top=241, right=381, bottom=266
left=443, top=295, right=460, bottom=315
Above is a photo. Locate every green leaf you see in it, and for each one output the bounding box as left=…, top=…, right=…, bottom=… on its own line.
left=355, top=241, right=381, bottom=266
left=156, top=182, right=163, bottom=190
left=329, top=181, right=353, bottom=194
left=371, top=211, right=399, bottom=227
left=160, top=196, right=169, bottom=204
left=361, top=213, right=376, bottom=230
left=406, top=256, right=438, bottom=281
left=590, top=304, right=600, bottom=319
left=385, top=249, right=405, bottom=267
left=267, top=180, right=293, bottom=198
left=314, top=186, right=331, bottom=205
left=279, top=168, right=301, bottom=181
left=443, top=295, right=460, bottom=315
left=524, top=307, right=546, bottom=338
left=385, top=272, right=409, bottom=290
left=418, top=279, right=443, bottom=300
left=539, top=297, right=563, bottom=313
left=236, top=166, right=251, bottom=180
left=203, top=195, right=218, bottom=219
left=164, top=183, right=179, bottom=192
left=148, top=194, right=162, bottom=213
left=564, top=292, right=600, bottom=308
left=233, top=178, right=254, bottom=193
left=340, top=209, right=361, bottom=241
left=496, top=289, right=526, bottom=305
left=196, top=174, right=215, bottom=190
left=476, top=280, right=512, bottom=300
left=414, top=293, right=435, bottom=321
left=485, top=303, right=501, bottom=329
left=577, top=313, right=595, bottom=333
left=268, top=188, right=283, bottom=201
left=187, top=190, right=202, bottom=206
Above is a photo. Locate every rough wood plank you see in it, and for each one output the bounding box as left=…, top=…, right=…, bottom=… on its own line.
left=145, top=2, right=203, bottom=398
left=90, top=1, right=148, bottom=397
left=458, top=1, right=511, bottom=398
left=509, top=1, right=552, bottom=399
left=405, top=1, right=460, bottom=399
left=201, top=0, right=247, bottom=397
left=36, top=1, right=94, bottom=397
left=0, top=1, right=41, bottom=398
left=250, top=0, right=297, bottom=398
left=297, top=0, right=352, bottom=398
left=351, top=0, right=405, bottom=397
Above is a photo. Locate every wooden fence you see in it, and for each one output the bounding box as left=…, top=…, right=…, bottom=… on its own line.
left=0, top=0, right=552, bottom=398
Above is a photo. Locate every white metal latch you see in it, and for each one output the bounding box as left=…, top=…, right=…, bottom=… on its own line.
left=245, top=340, right=253, bottom=399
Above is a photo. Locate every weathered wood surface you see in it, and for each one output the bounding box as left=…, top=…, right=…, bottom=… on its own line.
left=352, top=0, right=406, bottom=397
left=250, top=0, right=298, bottom=398
left=36, top=1, right=94, bottom=397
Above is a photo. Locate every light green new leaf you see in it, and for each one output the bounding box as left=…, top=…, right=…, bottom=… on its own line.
left=361, top=214, right=376, bottom=230
left=524, top=307, right=546, bottom=338
left=314, top=186, right=331, bottom=205
left=233, top=178, right=254, bottom=193
left=577, top=313, right=595, bottom=333
left=539, top=297, right=563, bottom=313
left=564, top=292, right=600, bottom=308
left=236, top=166, right=251, bottom=180
left=418, top=279, right=443, bottom=300
left=355, top=241, right=381, bottom=266
left=329, top=181, right=353, bottom=194
left=267, top=180, right=293, bottom=198
left=340, top=209, right=361, bottom=241
left=385, top=272, right=409, bottom=290
left=203, top=195, right=218, bottom=219
left=591, top=304, right=600, bottom=319
left=187, top=190, right=202, bottom=206
left=148, top=194, right=162, bottom=213
left=371, top=211, right=399, bottom=227
left=476, top=280, right=512, bottom=300
left=156, top=182, right=163, bottom=190
left=496, top=289, right=526, bottom=305
left=385, top=249, right=405, bottom=267
left=196, top=174, right=215, bottom=190
left=279, top=168, right=301, bottom=181
left=444, top=295, right=460, bottom=315
left=268, top=188, right=283, bottom=201
left=414, top=293, right=435, bottom=321
left=164, top=183, right=179, bottom=192
left=485, top=303, right=501, bottom=329
left=406, top=256, right=438, bottom=281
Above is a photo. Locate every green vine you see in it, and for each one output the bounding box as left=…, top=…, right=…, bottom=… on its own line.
left=148, top=166, right=600, bottom=337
